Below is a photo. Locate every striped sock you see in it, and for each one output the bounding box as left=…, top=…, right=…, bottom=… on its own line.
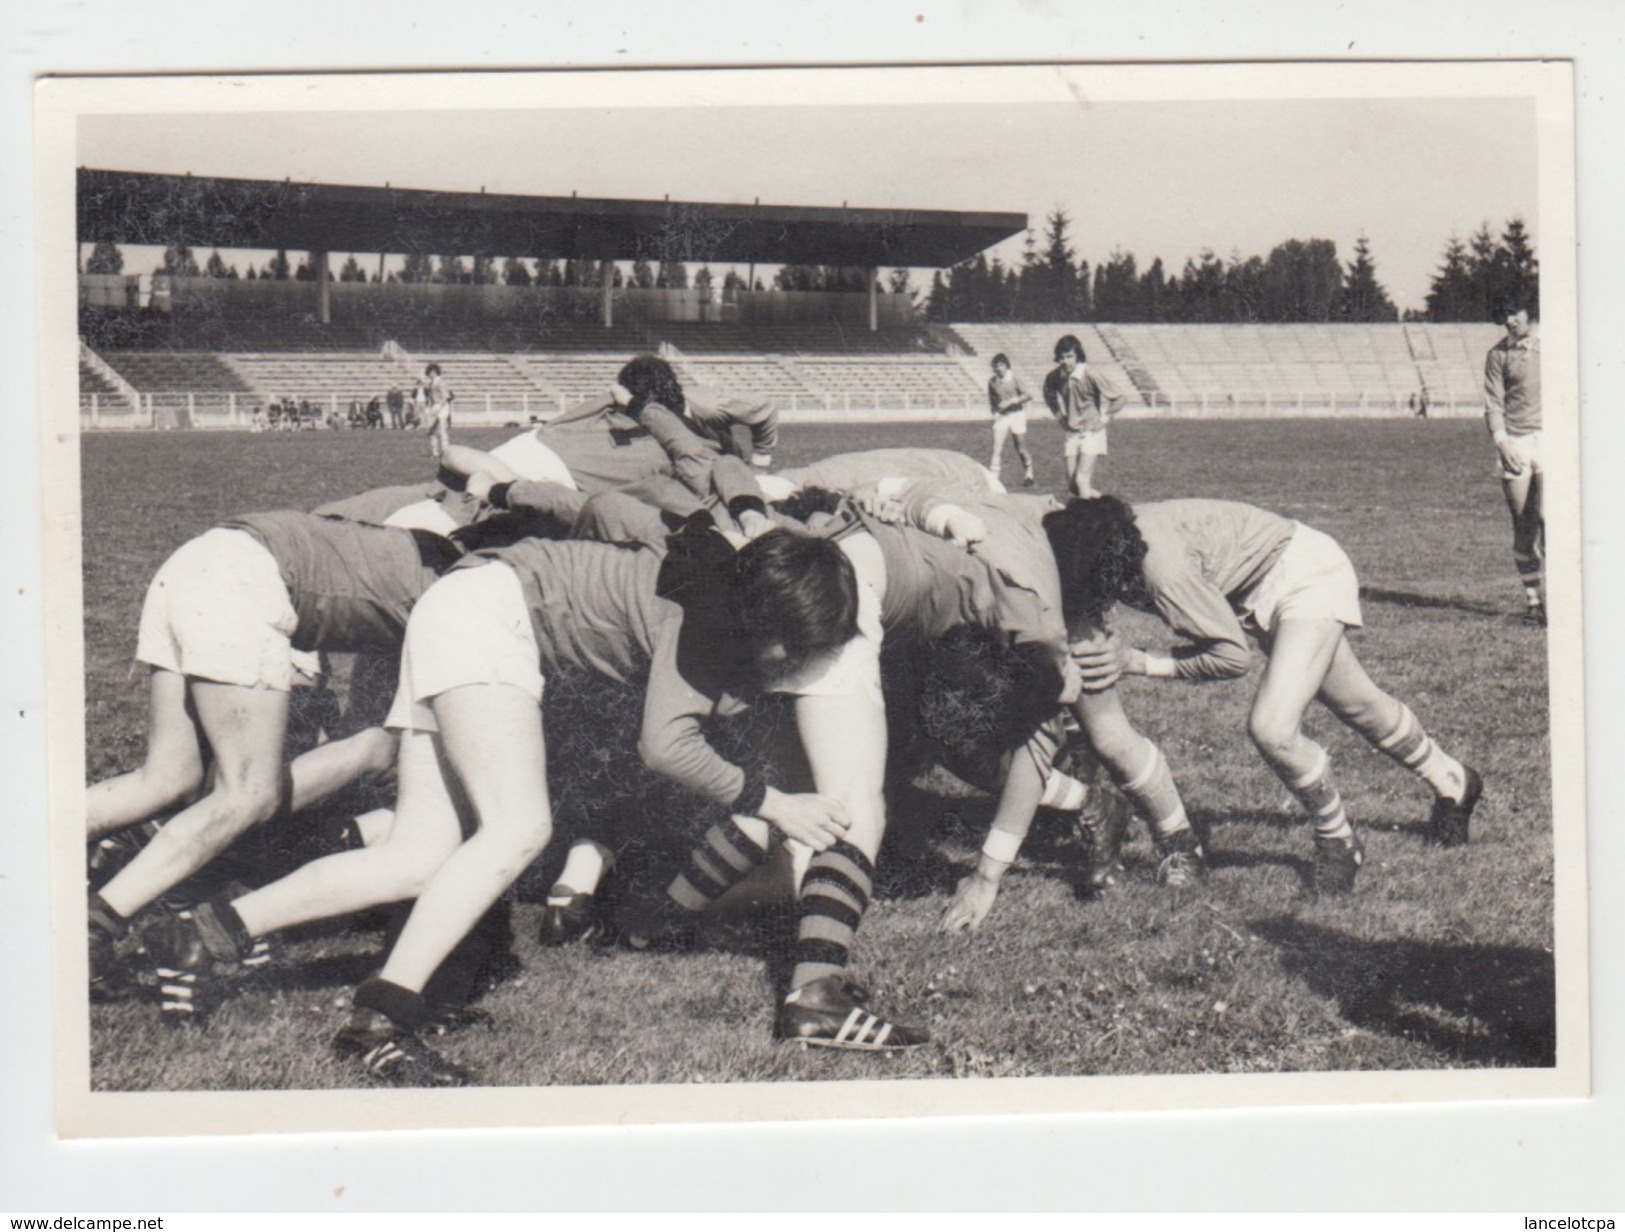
left=1373, top=703, right=1467, bottom=802
left=1283, top=744, right=1354, bottom=842
left=665, top=814, right=772, bottom=915
left=1120, top=740, right=1191, bottom=841
left=790, top=841, right=874, bottom=991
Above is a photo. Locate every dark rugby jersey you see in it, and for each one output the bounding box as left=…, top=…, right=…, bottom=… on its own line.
left=220, top=511, right=457, bottom=653
left=459, top=523, right=746, bottom=808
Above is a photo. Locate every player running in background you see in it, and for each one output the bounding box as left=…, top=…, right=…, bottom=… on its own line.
left=1058, top=497, right=1483, bottom=895
left=1484, top=300, right=1545, bottom=625
left=986, top=353, right=1036, bottom=488
left=1043, top=334, right=1125, bottom=498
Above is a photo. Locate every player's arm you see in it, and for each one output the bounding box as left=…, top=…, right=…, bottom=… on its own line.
left=639, top=616, right=851, bottom=850
left=476, top=475, right=593, bottom=528
left=1007, top=374, right=1034, bottom=411
left=636, top=401, right=725, bottom=500
left=941, top=735, right=1048, bottom=933
left=1095, top=371, right=1128, bottom=419
left=1484, top=347, right=1522, bottom=473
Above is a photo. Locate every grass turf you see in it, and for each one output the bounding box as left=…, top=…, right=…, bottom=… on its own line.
left=82, top=417, right=1556, bottom=1089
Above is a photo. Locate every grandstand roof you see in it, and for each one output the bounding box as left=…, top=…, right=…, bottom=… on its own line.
left=77, top=169, right=1026, bottom=269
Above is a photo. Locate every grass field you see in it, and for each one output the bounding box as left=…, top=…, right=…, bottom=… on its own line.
left=82, top=416, right=1557, bottom=1090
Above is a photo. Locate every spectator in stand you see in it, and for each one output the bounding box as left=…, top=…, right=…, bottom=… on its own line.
left=387, top=386, right=406, bottom=430
left=986, top=352, right=1036, bottom=488
left=1043, top=335, right=1126, bottom=498
left=367, top=395, right=385, bottom=431
left=1484, top=299, right=1544, bottom=626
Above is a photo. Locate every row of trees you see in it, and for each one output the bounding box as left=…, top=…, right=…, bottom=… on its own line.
left=82, top=242, right=780, bottom=293
left=920, top=210, right=1538, bottom=324
left=82, top=212, right=1537, bottom=323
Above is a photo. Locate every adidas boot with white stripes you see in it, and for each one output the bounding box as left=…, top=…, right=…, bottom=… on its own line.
left=776, top=976, right=930, bottom=1051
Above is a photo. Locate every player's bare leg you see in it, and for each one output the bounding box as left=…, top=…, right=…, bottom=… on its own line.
left=86, top=668, right=206, bottom=841
left=1314, top=637, right=1480, bottom=846
left=1248, top=618, right=1362, bottom=894
left=1503, top=466, right=1545, bottom=623
left=96, top=681, right=290, bottom=922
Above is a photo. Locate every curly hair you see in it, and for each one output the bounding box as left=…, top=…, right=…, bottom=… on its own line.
left=616, top=354, right=687, bottom=418
left=1043, top=495, right=1148, bottom=626
left=1052, top=334, right=1087, bottom=363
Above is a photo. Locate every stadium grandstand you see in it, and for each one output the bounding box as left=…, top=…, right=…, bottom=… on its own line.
left=77, top=169, right=1494, bottom=429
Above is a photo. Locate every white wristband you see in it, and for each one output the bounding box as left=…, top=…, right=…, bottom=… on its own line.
left=981, top=829, right=1024, bottom=865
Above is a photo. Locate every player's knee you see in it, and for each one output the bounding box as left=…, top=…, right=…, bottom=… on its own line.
left=486, top=818, right=553, bottom=883
left=355, top=728, right=399, bottom=775
left=1247, top=707, right=1299, bottom=764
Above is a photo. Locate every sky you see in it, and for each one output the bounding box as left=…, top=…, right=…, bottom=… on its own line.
left=76, top=78, right=1541, bottom=311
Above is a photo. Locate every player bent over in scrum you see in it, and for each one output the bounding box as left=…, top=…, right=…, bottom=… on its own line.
left=84, top=513, right=467, bottom=996
left=149, top=511, right=916, bottom=1081
left=818, top=478, right=1202, bottom=933
left=1058, top=497, right=1483, bottom=895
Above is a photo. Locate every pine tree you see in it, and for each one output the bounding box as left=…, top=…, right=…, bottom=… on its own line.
left=1467, top=222, right=1499, bottom=322
left=1498, top=216, right=1540, bottom=318
left=1425, top=234, right=1474, bottom=322
left=435, top=255, right=469, bottom=284
left=399, top=253, right=435, bottom=284
left=471, top=255, right=499, bottom=285
left=266, top=249, right=292, bottom=281
left=502, top=257, right=534, bottom=286
left=159, top=244, right=201, bottom=278
left=86, top=240, right=124, bottom=275
left=1140, top=257, right=1169, bottom=322
left=1039, top=209, right=1080, bottom=319
left=1334, top=234, right=1398, bottom=322
left=632, top=259, right=656, bottom=289
left=338, top=254, right=367, bottom=282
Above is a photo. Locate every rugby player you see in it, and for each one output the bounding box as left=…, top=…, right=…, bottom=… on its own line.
left=1484, top=300, right=1545, bottom=625
left=1043, top=334, right=1125, bottom=499
left=85, top=511, right=483, bottom=995
left=1057, top=497, right=1483, bottom=895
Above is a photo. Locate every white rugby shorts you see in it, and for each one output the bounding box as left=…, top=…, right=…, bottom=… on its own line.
left=1063, top=428, right=1109, bottom=461
left=1237, top=523, right=1363, bottom=635
left=385, top=561, right=544, bottom=733
left=135, top=528, right=316, bottom=690
left=490, top=430, right=579, bottom=488
left=1497, top=431, right=1543, bottom=480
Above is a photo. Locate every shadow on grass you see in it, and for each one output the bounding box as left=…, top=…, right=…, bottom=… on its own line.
left=1250, top=916, right=1555, bottom=1067
left=1360, top=586, right=1510, bottom=619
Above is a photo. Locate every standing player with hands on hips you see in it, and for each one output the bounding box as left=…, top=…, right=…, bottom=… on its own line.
left=1484, top=300, right=1544, bottom=626
left=1043, top=334, right=1126, bottom=498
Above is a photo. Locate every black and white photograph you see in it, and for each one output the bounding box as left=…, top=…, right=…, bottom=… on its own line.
left=38, top=60, right=1584, bottom=1141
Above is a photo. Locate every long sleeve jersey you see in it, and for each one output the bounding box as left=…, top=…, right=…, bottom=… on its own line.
left=1127, top=499, right=1297, bottom=681
left=1043, top=365, right=1126, bottom=434
left=1484, top=332, right=1541, bottom=438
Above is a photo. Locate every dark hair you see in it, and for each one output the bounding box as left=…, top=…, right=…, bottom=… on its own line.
left=732, top=529, right=858, bottom=678
left=616, top=354, right=687, bottom=418
left=1043, top=496, right=1148, bottom=626
left=917, top=627, right=1062, bottom=786
left=991, top=352, right=1011, bottom=369
left=1498, top=297, right=1533, bottom=321
left=770, top=485, right=845, bottom=523
left=425, top=363, right=442, bottom=377
left=1053, top=334, right=1086, bottom=363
